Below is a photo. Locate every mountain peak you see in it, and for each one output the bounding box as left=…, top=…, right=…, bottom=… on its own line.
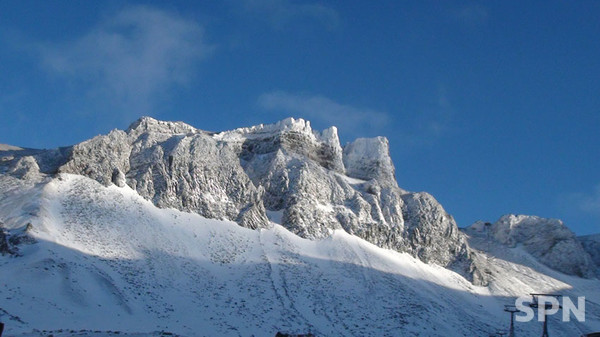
left=214, top=117, right=315, bottom=141
left=274, top=116, right=312, bottom=133
left=343, top=136, right=395, bottom=185
left=127, top=116, right=198, bottom=137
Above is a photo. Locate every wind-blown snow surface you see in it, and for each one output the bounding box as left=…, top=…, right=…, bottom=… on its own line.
left=1, top=173, right=599, bottom=336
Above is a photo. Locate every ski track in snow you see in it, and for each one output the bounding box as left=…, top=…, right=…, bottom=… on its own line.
left=0, top=173, right=599, bottom=337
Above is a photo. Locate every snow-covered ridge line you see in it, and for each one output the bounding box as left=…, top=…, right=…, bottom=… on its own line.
left=126, top=116, right=200, bottom=136
left=0, top=143, right=24, bottom=151
left=128, top=116, right=342, bottom=146
left=214, top=117, right=316, bottom=140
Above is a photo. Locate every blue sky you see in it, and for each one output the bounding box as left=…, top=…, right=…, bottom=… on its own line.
left=1, top=1, right=599, bottom=235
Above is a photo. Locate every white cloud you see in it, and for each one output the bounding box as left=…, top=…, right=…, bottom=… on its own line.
left=38, top=6, right=213, bottom=118
left=258, top=91, right=388, bottom=134
left=242, top=0, right=340, bottom=30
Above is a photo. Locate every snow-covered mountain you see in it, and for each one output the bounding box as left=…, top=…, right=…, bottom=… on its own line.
left=7, top=117, right=476, bottom=281
left=1, top=117, right=599, bottom=336
left=465, top=215, right=597, bottom=278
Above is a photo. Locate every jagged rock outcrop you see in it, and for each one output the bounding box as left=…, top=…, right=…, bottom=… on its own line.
left=59, top=118, right=269, bottom=229
left=3, top=117, right=475, bottom=279
left=0, top=221, right=36, bottom=256
left=0, top=226, right=12, bottom=255
left=7, top=156, right=41, bottom=180
left=579, top=234, right=600, bottom=270
left=467, top=215, right=597, bottom=278
left=59, top=129, right=132, bottom=186
left=343, top=137, right=396, bottom=187
left=401, top=192, right=471, bottom=268
left=217, top=117, right=473, bottom=275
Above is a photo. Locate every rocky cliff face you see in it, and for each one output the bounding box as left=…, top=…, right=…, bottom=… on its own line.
left=466, top=215, right=597, bottom=278
left=3, top=117, right=475, bottom=279
left=579, top=234, right=600, bottom=272
left=58, top=118, right=268, bottom=229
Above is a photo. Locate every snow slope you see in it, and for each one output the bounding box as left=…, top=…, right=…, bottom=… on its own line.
left=1, top=173, right=599, bottom=336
